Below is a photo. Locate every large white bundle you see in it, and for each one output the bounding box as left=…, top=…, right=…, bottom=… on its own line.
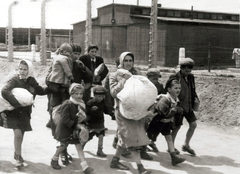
left=0, top=88, right=34, bottom=112
left=117, top=75, right=157, bottom=120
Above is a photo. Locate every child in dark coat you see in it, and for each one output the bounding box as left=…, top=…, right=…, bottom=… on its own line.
left=51, top=83, right=94, bottom=174
left=85, top=85, right=109, bottom=157
left=0, top=59, right=49, bottom=168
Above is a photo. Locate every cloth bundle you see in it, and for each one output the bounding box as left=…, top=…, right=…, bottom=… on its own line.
left=0, top=88, right=33, bottom=112
left=117, top=75, right=158, bottom=120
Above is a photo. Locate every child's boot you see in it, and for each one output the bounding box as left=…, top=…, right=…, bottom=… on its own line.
left=110, top=156, right=130, bottom=170
left=140, top=146, right=153, bottom=160
left=170, top=152, right=186, bottom=166
left=112, top=137, right=118, bottom=149
left=97, top=146, right=107, bottom=157
left=137, top=164, right=152, bottom=174
left=83, top=166, right=94, bottom=174
left=65, top=148, right=73, bottom=161
left=51, top=159, right=61, bottom=170
left=60, top=150, right=69, bottom=165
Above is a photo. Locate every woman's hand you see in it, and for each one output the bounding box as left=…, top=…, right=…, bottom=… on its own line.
left=122, top=73, right=131, bottom=80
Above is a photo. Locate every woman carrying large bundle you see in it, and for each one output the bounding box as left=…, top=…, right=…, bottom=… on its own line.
left=109, top=52, right=157, bottom=174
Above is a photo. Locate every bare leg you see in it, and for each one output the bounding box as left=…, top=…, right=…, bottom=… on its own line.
left=171, top=126, right=180, bottom=144
left=13, top=129, right=24, bottom=156
left=75, top=144, right=86, bottom=162
left=75, top=144, right=94, bottom=173
left=52, top=144, right=67, bottom=160
left=165, top=135, right=175, bottom=153
left=132, top=150, right=151, bottom=174
left=131, top=150, right=141, bottom=164
left=184, top=121, right=197, bottom=146
left=115, top=145, right=125, bottom=157
left=97, top=135, right=107, bottom=157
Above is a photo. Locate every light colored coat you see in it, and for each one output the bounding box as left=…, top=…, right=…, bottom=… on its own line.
left=47, top=54, right=73, bottom=86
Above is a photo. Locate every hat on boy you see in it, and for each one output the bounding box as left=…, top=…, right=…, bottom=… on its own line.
left=93, top=85, right=106, bottom=95
left=146, top=68, right=161, bottom=78
left=179, top=58, right=195, bottom=66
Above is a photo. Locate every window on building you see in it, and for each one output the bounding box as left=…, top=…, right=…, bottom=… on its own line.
left=231, top=15, right=239, bottom=21
left=224, top=15, right=231, bottom=20
left=205, top=13, right=211, bottom=19
left=158, top=10, right=167, bottom=16
left=211, top=14, right=217, bottom=19
left=142, top=9, right=150, bottom=15
left=182, top=11, right=190, bottom=18
left=131, top=8, right=142, bottom=15
left=193, top=12, right=198, bottom=19
left=167, top=11, right=174, bottom=17
left=174, top=11, right=181, bottom=17
left=198, top=13, right=204, bottom=19
left=217, top=14, right=223, bottom=20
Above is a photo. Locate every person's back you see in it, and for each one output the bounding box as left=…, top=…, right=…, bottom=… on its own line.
left=48, top=54, right=73, bottom=86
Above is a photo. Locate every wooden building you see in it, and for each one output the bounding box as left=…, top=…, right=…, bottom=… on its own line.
left=72, top=3, right=239, bottom=67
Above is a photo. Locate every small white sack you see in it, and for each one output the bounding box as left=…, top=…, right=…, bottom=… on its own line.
left=52, top=105, right=62, bottom=126
left=117, top=75, right=158, bottom=120
left=0, top=88, right=34, bottom=112
left=94, top=63, right=105, bottom=76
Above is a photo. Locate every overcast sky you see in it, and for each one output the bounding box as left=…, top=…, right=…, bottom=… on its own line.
left=0, top=0, right=239, bottom=29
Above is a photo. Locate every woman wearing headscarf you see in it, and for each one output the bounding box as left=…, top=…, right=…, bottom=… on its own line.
left=109, top=52, right=155, bottom=174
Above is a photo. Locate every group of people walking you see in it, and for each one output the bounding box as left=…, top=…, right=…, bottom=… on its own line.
left=0, top=42, right=199, bottom=174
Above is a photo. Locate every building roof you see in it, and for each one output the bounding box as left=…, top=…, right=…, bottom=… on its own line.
left=72, top=3, right=240, bottom=26
left=130, top=14, right=240, bottom=26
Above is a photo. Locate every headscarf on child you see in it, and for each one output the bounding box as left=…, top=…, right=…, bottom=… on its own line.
left=18, top=59, right=34, bottom=79
left=69, top=83, right=86, bottom=118
left=69, top=83, right=89, bottom=143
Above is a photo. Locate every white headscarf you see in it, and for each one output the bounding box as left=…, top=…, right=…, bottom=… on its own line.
left=18, top=59, right=34, bottom=79
left=118, top=52, right=134, bottom=69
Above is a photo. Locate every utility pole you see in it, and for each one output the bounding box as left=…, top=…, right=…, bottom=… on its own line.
left=28, top=27, right=31, bottom=50
left=40, top=0, right=49, bottom=65
left=149, top=0, right=158, bottom=68
left=85, top=0, right=92, bottom=54
left=8, top=1, right=18, bottom=62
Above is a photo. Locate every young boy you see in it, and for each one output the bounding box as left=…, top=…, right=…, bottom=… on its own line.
left=147, top=77, right=186, bottom=166
left=144, top=68, right=166, bottom=154
left=85, top=85, right=109, bottom=157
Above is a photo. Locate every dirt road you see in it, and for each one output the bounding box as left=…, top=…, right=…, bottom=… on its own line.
left=0, top=95, right=240, bottom=174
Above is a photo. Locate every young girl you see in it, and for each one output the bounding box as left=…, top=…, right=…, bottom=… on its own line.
left=51, top=83, right=94, bottom=174
left=147, top=77, right=186, bottom=166
left=0, top=59, right=49, bottom=168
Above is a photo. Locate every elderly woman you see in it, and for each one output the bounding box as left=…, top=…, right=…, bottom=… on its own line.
left=109, top=52, right=155, bottom=174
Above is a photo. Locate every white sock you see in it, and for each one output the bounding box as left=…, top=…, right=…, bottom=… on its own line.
left=80, top=161, right=89, bottom=171
left=52, top=156, right=59, bottom=161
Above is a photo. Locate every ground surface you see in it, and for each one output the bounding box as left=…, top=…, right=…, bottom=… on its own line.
left=0, top=57, right=240, bottom=174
